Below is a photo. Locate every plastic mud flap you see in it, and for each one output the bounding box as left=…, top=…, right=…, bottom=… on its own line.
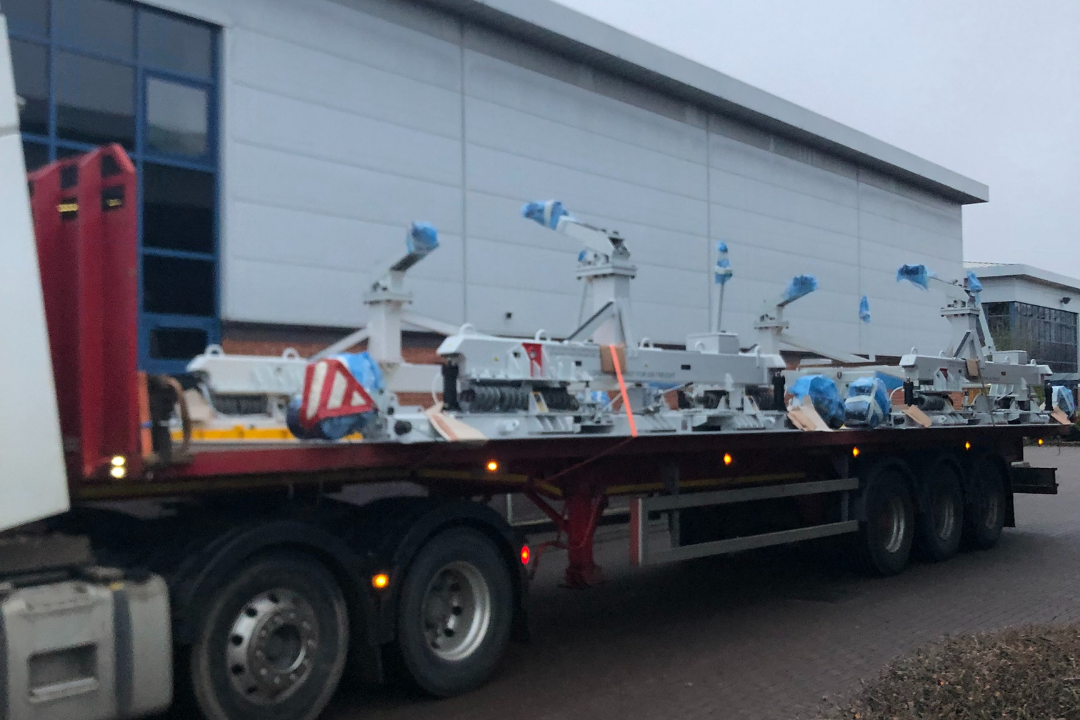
left=1011, top=463, right=1058, bottom=495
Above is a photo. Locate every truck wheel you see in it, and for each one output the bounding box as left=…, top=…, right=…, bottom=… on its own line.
left=396, top=527, right=513, bottom=697
left=189, top=551, right=349, bottom=720
left=915, top=458, right=964, bottom=562
left=963, top=456, right=1006, bottom=550
left=856, top=461, right=915, bottom=576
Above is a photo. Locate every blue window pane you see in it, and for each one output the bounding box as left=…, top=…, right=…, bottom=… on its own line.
left=147, top=78, right=208, bottom=157
left=56, top=0, right=134, bottom=58
left=56, top=51, right=134, bottom=148
left=143, top=164, right=214, bottom=254
left=142, top=255, right=215, bottom=316
left=138, top=9, right=212, bottom=78
left=149, top=326, right=208, bottom=360
left=55, top=144, right=88, bottom=159
left=22, top=140, right=48, bottom=172
left=9, top=40, right=48, bottom=136
left=3, top=0, right=49, bottom=36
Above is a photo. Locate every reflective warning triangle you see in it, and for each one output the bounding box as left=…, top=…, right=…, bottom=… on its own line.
left=298, top=358, right=375, bottom=429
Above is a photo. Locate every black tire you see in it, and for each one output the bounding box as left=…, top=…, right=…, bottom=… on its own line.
left=189, top=551, right=349, bottom=720
left=915, top=458, right=965, bottom=562
left=963, top=455, right=1007, bottom=550
left=396, top=527, right=513, bottom=697
left=856, top=461, right=915, bottom=576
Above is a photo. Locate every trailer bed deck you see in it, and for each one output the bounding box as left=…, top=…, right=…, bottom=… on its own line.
left=75, top=421, right=1067, bottom=501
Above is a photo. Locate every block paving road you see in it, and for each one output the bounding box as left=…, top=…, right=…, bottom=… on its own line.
left=329, top=445, right=1080, bottom=720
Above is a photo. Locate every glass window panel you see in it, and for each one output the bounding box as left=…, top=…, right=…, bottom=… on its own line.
left=55, top=145, right=87, bottom=159
left=138, top=9, right=212, bottom=78
left=56, top=0, right=134, bottom=58
left=149, top=326, right=209, bottom=360
left=22, top=140, right=48, bottom=172
left=143, top=164, right=214, bottom=254
left=56, top=51, right=134, bottom=148
left=9, top=40, right=48, bottom=136
left=146, top=78, right=208, bottom=157
left=3, top=0, right=49, bottom=36
left=143, top=255, right=215, bottom=316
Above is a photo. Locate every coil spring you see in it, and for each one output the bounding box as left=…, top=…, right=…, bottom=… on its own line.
left=539, top=387, right=580, bottom=411
left=459, top=385, right=580, bottom=413
left=461, top=385, right=529, bottom=413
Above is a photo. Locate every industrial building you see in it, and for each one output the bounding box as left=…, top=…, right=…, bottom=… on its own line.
left=5, top=0, right=989, bottom=374
left=966, top=262, right=1080, bottom=375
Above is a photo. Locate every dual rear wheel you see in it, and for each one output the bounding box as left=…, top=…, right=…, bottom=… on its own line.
left=857, top=454, right=1005, bottom=577
left=187, top=528, right=514, bottom=720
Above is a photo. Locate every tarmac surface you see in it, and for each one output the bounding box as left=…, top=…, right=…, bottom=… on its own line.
left=328, top=444, right=1080, bottom=720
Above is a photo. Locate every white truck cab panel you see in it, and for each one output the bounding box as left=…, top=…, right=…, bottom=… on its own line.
left=0, top=18, right=71, bottom=532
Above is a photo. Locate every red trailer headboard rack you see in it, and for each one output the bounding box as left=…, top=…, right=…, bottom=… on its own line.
left=29, top=145, right=141, bottom=483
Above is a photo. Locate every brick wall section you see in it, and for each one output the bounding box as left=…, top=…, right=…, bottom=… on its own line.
left=220, top=324, right=444, bottom=365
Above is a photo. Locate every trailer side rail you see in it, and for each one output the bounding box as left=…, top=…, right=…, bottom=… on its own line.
left=630, top=477, right=859, bottom=566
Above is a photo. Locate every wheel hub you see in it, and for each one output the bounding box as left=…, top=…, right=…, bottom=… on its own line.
left=421, top=561, right=492, bottom=662
left=935, top=490, right=957, bottom=540
left=878, top=496, right=907, bottom=554
left=226, top=590, right=318, bottom=703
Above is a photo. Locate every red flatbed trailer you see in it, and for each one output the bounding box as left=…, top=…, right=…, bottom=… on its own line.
left=12, top=146, right=1066, bottom=720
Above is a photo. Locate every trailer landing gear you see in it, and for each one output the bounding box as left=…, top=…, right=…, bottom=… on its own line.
left=525, top=489, right=607, bottom=588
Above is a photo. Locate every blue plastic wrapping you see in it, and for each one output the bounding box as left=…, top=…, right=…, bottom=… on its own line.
left=407, top=221, right=439, bottom=256
left=714, top=241, right=732, bottom=285
left=589, top=390, right=611, bottom=407
left=287, top=352, right=384, bottom=440
left=859, top=295, right=871, bottom=323
left=1052, top=385, right=1076, bottom=418
left=286, top=398, right=370, bottom=441
left=873, top=371, right=904, bottom=393
left=966, top=269, right=983, bottom=295
left=335, top=352, right=385, bottom=392
left=522, top=200, right=572, bottom=230
left=790, top=374, right=845, bottom=429
left=897, top=264, right=933, bottom=290
left=844, top=376, right=892, bottom=428
left=782, top=275, right=818, bottom=304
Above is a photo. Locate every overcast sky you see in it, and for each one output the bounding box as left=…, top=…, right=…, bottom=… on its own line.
left=557, top=0, right=1080, bottom=277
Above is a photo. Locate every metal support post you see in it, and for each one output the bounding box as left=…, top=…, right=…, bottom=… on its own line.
left=661, top=464, right=680, bottom=549
left=563, top=491, right=606, bottom=588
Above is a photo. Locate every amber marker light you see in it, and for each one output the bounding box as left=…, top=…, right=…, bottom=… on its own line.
left=852, top=447, right=860, bottom=458
left=486, top=460, right=499, bottom=472
left=965, top=441, right=972, bottom=451
left=1038, top=438, right=1044, bottom=446
left=372, top=573, right=390, bottom=590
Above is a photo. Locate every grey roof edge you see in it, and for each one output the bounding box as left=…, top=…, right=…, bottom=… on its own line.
left=964, top=262, right=1080, bottom=293
left=422, top=0, right=989, bottom=204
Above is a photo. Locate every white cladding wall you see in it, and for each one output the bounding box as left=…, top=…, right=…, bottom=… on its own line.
left=148, top=0, right=964, bottom=357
